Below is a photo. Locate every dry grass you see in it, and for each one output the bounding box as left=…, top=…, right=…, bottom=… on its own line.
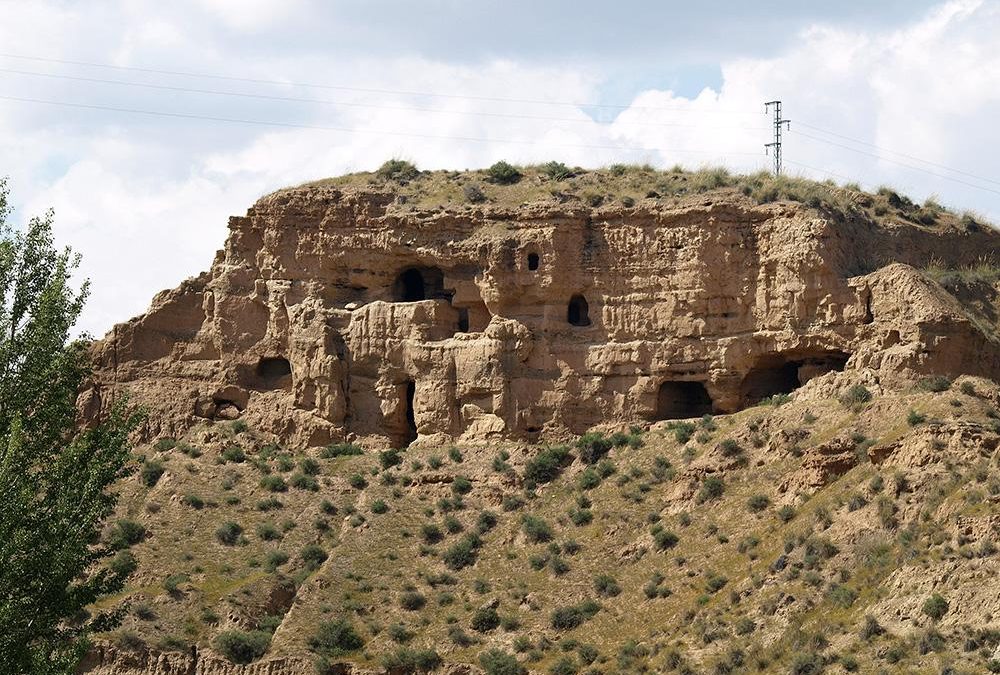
left=97, top=382, right=1000, bottom=673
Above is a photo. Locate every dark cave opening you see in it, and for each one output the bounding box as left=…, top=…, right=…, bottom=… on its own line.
left=393, top=267, right=446, bottom=302
left=255, top=357, right=292, bottom=389
left=527, top=252, right=540, bottom=271
left=656, top=381, right=714, bottom=420
left=567, top=294, right=591, bottom=327
left=739, top=351, right=850, bottom=406
left=401, top=380, right=417, bottom=447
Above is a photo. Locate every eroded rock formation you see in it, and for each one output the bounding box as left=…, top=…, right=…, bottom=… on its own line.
left=86, top=186, right=1000, bottom=448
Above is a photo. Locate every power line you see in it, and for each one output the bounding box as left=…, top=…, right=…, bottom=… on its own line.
left=0, top=52, right=760, bottom=115
left=0, top=67, right=770, bottom=132
left=0, top=93, right=765, bottom=159
left=784, top=159, right=862, bottom=185
left=794, top=120, right=1000, bottom=188
left=789, top=129, right=1000, bottom=197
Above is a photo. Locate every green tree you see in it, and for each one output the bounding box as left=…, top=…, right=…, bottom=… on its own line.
left=0, top=179, right=139, bottom=673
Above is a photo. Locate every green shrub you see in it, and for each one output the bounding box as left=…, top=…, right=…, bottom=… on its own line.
left=399, top=591, right=426, bottom=611
left=379, top=448, right=404, bottom=470
left=578, top=467, right=601, bottom=490
left=551, top=600, right=600, bottom=630
left=922, top=593, right=949, bottom=621
left=828, top=583, right=858, bottom=608
left=300, top=544, right=328, bottom=570
left=371, top=499, right=389, bottom=514
left=525, top=445, right=571, bottom=483
left=697, top=476, right=725, bottom=503
left=256, top=522, right=281, bottom=541
left=265, top=550, right=289, bottom=572
left=576, top=432, right=613, bottom=464
left=522, top=515, right=554, bottom=543
left=653, top=529, right=679, bottom=551
left=221, top=445, right=246, bottom=463
left=550, top=657, right=579, bottom=675
left=290, top=472, right=318, bottom=491
left=381, top=647, right=442, bottom=672
left=907, top=409, right=926, bottom=426
left=348, top=473, right=368, bottom=489
left=181, top=493, right=204, bottom=509
left=215, top=521, right=243, bottom=545
left=487, top=161, right=522, bottom=185
left=108, top=519, right=147, bottom=550
left=479, top=649, right=526, bottom=675
left=471, top=606, right=501, bottom=632
left=569, top=509, right=592, bottom=526
left=109, top=550, right=138, bottom=577
left=919, top=376, right=952, bottom=392
left=309, top=617, right=364, bottom=656
left=669, top=421, right=696, bottom=445
left=213, top=630, right=270, bottom=664
left=443, top=533, right=481, bottom=570
left=540, top=161, right=573, bottom=181
left=260, top=475, right=287, bottom=492
left=421, top=523, right=443, bottom=544
left=777, top=505, right=796, bottom=522
left=839, top=384, right=873, bottom=409
left=256, top=497, right=283, bottom=511
left=321, top=442, right=363, bottom=458
left=452, top=475, right=473, bottom=495
left=376, top=159, right=419, bottom=181
left=760, top=393, right=792, bottom=406
left=594, top=574, right=621, bottom=597
left=718, top=439, right=743, bottom=458
left=747, top=494, right=770, bottom=512
left=299, top=457, right=321, bottom=475
left=153, top=438, right=177, bottom=451
left=789, top=652, right=824, bottom=675
left=140, top=460, right=165, bottom=487
left=163, top=573, right=188, bottom=595
left=476, top=510, right=498, bottom=534
left=705, top=573, right=728, bottom=593
left=448, top=446, right=464, bottom=463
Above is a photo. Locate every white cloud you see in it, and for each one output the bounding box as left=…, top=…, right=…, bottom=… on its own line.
left=0, top=0, right=997, bottom=337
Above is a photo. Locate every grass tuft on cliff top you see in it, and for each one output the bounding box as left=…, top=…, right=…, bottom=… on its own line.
left=293, top=159, right=991, bottom=233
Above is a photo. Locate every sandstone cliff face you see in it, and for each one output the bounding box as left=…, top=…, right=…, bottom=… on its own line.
left=86, top=187, right=1000, bottom=449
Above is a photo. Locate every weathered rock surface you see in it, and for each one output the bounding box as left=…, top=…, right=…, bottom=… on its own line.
left=84, top=186, right=1000, bottom=449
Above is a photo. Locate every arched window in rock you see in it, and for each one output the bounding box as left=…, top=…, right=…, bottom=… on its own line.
left=527, top=252, right=540, bottom=271
left=567, top=294, right=591, bottom=327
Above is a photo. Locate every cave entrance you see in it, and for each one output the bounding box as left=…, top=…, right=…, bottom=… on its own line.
left=400, top=380, right=417, bottom=447
left=739, top=351, right=850, bottom=407
left=393, top=267, right=445, bottom=302
left=255, top=357, right=292, bottom=390
left=527, top=252, right=540, bottom=271
left=567, top=294, right=591, bottom=327
left=656, top=381, right=713, bottom=420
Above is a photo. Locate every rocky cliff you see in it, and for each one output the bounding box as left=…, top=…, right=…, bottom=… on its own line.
left=84, top=169, right=1000, bottom=451
left=79, top=167, right=1000, bottom=675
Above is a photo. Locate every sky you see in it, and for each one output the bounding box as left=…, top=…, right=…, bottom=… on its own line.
left=1, top=0, right=998, bottom=336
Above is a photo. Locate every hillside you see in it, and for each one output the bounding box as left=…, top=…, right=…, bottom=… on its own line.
left=78, top=164, right=1000, bottom=674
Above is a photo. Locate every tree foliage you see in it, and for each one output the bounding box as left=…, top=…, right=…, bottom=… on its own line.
left=0, top=178, right=139, bottom=673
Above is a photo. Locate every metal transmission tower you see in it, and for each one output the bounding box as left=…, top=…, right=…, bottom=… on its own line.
left=764, top=100, right=791, bottom=175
